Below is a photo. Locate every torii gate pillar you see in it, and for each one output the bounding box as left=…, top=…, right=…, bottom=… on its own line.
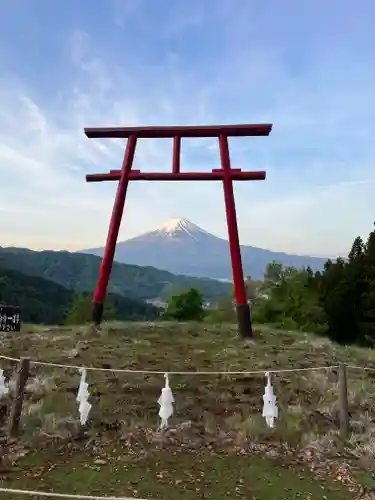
left=85, top=123, right=272, bottom=338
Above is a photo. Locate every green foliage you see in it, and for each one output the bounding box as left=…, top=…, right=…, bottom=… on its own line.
left=0, top=247, right=231, bottom=302
left=252, top=261, right=325, bottom=332
left=64, top=294, right=92, bottom=325
left=164, top=288, right=204, bottom=321
left=248, top=225, right=375, bottom=347
left=319, top=229, right=375, bottom=346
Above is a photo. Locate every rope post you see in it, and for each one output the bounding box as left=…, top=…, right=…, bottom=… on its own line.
left=8, top=357, right=30, bottom=438
left=338, top=363, right=350, bottom=440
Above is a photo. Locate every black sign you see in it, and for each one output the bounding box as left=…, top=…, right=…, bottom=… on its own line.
left=0, top=305, right=21, bottom=332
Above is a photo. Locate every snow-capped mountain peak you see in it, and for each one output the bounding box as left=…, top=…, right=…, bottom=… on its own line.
left=154, top=218, right=208, bottom=237
left=81, top=215, right=327, bottom=280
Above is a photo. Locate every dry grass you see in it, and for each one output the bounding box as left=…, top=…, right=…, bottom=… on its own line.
left=1, top=321, right=375, bottom=498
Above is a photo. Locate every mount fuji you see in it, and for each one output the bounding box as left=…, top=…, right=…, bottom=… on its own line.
left=82, top=218, right=327, bottom=280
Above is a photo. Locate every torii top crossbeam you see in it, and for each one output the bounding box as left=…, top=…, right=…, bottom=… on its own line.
left=84, top=123, right=272, bottom=139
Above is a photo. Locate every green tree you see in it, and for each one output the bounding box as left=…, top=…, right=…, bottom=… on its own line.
left=261, top=261, right=284, bottom=295
left=348, top=236, right=365, bottom=262
left=164, top=288, right=204, bottom=321
left=356, top=227, right=375, bottom=345
left=254, top=262, right=325, bottom=332
left=65, top=294, right=94, bottom=325
left=318, top=258, right=353, bottom=342
left=245, top=275, right=261, bottom=304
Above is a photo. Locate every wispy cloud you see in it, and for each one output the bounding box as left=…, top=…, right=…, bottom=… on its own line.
left=0, top=0, right=374, bottom=256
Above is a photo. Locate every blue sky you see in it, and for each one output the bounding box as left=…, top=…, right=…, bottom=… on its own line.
left=0, top=0, right=374, bottom=257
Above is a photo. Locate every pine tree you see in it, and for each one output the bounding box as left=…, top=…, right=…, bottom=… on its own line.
left=321, top=230, right=375, bottom=345
left=358, top=227, right=375, bottom=345
left=320, top=257, right=356, bottom=343
left=348, top=236, right=364, bottom=262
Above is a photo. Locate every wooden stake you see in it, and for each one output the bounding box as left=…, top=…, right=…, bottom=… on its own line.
left=339, top=363, right=350, bottom=440
left=9, top=357, right=30, bottom=438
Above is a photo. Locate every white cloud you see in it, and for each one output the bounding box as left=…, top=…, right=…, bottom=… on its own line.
left=0, top=5, right=375, bottom=256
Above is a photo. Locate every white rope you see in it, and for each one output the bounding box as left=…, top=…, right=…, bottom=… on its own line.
left=0, top=354, right=20, bottom=362
left=0, top=353, right=339, bottom=375
left=0, top=487, right=145, bottom=500
left=347, top=365, right=375, bottom=372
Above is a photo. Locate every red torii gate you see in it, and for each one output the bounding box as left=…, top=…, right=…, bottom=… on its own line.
left=85, top=123, right=272, bottom=338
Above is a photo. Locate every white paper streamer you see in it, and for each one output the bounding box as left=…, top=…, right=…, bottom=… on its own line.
left=0, top=368, right=9, bottom=399
left=76, top=368, right=91, bottom=426
left=262, top=371, right=278, bottom=428
left=157, top=373, right=174, bottom=429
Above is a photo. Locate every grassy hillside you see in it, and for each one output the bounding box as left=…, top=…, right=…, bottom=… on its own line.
left=0, top=247, right=232, bottom=301
left=1, top=323, right=375, bottom=498
left=0, top=267, right=158, bottom=325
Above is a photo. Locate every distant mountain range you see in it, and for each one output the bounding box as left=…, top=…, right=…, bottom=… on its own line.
left=0, top=266, right=158, bottom=325
left=82, top=218, right=328, bottom=280
left=0, top=246, right=232, bottom=303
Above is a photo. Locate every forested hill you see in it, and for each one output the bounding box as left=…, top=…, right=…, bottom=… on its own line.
left=0, top=267, right=159, bottom=325
left=0, top=247, right=232, bottom=301
left=0, top=267, right=73, bottom=325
